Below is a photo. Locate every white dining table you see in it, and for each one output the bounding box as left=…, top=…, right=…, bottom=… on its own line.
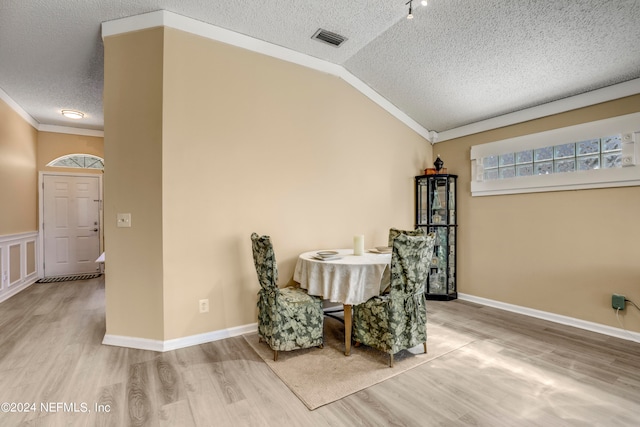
left=293, top=248, right=391, bottom=355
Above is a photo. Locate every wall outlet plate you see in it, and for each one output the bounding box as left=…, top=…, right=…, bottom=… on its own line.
left=612, top=294, right=625, bottom=310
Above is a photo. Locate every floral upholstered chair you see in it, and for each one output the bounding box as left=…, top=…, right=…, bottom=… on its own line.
left=353, top=232, right=436, bottom=367
left=387, top=227, right=426, bottom=247
left=379, top=228, right=427, bottom=294
left=250, top=233, right=324, bottom=361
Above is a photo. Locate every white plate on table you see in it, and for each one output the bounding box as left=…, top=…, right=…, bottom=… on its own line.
left=312, top=255, right=342, bottom=261
left=313, top=250, right=342, bottom=261
left=369, top=246, right=392, bottom=254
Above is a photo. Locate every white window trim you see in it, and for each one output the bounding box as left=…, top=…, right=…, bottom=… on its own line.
left=47, top=153, right=104, bottom=170
left=470, top=112, right=640, bottom=197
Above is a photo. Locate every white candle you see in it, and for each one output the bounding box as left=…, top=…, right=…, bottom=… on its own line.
left=353, top=235, right=364, bottom=256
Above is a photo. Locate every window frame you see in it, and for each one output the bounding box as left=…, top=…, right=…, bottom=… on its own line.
left=470, top=112, right=640, bottom=197
left=47, top=154, right=104, bottom=171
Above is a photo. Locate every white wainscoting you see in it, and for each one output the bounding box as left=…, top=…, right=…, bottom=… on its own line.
left=0, top=232, right=39, bottom=303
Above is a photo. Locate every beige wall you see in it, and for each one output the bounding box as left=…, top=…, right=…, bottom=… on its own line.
left=103, top=28, right=166, bottom=340
left=103, top=27, right=430, bottom=341
left=37, top=131, right=104, bottom=174
left=436, top=94, right=640, bottom=332
left=0, top=99, right=38, bottom=235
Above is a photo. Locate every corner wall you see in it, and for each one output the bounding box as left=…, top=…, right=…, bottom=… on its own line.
left=103, top=27, right=166, bottom=341
left=103, top=26, right=430, bottom=343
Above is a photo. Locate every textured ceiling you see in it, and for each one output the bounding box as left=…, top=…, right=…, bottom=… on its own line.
left=0, top=0, right=639, bottom=135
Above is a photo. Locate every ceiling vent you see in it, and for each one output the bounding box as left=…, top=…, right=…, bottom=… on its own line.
left=312, top=29, right=347, bottom=47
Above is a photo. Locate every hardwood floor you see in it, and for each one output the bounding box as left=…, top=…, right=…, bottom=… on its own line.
left=1, top=277, right=639, bottom=426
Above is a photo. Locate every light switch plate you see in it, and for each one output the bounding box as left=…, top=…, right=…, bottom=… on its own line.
left=117, top=213, right=131, bottom=228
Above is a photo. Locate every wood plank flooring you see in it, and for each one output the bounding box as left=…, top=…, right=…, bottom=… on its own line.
left=1, top=277, right=639, bottom=426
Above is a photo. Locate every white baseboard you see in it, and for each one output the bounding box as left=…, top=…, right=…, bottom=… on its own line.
left=458, top=293, right=640, bottom=343
left=0, top=275, right=38, bottom=304
left=102, top=323, right=258, bottom=352
left=102, top=294, right=640, bottom=351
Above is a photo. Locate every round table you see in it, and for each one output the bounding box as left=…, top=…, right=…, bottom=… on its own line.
left=293, top=248, right=391, bottom=355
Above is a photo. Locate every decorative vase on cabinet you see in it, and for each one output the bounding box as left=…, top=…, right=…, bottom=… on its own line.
left=415, top=173, right=457, bottom=300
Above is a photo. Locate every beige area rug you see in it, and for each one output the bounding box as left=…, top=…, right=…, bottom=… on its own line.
left=244, top=315, right=477, bottom=410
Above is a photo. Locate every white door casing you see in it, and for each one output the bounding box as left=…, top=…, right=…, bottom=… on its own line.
left=41, top=174, right=102, bottom=278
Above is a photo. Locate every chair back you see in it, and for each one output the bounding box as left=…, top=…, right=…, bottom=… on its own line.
left=389, top=233, right=435, bottom=296
left=250, top=232, right=278, bottom=291
left=387, top=227, right=426, bottom=247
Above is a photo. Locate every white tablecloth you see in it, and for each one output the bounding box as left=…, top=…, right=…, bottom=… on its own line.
left=293, top=249, right=391, bottom=305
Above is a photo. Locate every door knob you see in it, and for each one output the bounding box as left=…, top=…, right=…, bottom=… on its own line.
left=93, top=228, right=99, bottom=232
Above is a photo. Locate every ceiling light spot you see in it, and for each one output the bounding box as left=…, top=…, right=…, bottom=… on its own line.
left=61, top=109, right=84, bottom=119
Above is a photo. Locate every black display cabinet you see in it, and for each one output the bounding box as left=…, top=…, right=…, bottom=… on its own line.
left=415, top=174, right=457, bottom=300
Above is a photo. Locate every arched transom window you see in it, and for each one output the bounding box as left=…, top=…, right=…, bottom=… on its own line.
left=47, top=154, right=104, bottom=170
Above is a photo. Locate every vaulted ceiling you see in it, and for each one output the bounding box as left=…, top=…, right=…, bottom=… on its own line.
left=1, top=0, right=639, bottom=141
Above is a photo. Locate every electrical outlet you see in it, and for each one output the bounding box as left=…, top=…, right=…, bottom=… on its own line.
left=199, top=299, right=209, bottom=313
left=612, top=294, right=625, bottom=310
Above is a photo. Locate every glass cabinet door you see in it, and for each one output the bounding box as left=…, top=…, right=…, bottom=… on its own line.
left=430, top=177, right=447, bottom=225
left=416, top=177, right=429, bottom=226
left=415, top=174, right=457, bottom=300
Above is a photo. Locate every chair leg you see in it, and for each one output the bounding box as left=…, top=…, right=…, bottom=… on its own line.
left=423, top=342, right=427, bottom=354
left=389, top=353, right=394, bottom=368
left=273, top=350, right=278, bottom=361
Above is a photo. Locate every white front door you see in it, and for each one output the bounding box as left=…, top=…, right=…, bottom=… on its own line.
left=43, top=174, right=101, bottom=278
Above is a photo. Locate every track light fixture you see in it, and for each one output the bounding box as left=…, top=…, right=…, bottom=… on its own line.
left=406, top=0, right=428, bottom=20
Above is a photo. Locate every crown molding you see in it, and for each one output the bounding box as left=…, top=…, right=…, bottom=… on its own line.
left=438, top=78, right=640, bottom=142
left=102, top=10, right=433, bottom=142
left=39, top=124, right=104, bottom=137
left=0, top=86, right=39, bottom=129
